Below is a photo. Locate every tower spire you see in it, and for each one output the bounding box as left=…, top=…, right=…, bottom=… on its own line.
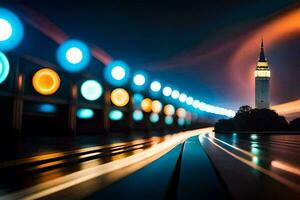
left=259, top=38, right=266, bottom=62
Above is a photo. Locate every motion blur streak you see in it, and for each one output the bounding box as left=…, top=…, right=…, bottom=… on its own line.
left=271, top=99, right=300, bottom=117
left=202, top=135, right=300, bottom=193
left=0, top=128, right=212, bottom=200
left=230, top=5, right=300, bottom=98
left=17, top=5, right=112, bottom=64
left=271, top=161, right=300, bottom=176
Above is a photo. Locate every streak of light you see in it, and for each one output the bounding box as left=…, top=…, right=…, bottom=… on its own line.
left=271, top=160, right=300, bottom=176
left=271, top=99, right=300, bottom=116
left=202, top=135, right=300, bottom=192
left=0, top=128, right=212, bottom=200
left=79, top=152, right=101, bottom=159
left=17, top=5, right=112, bottom=64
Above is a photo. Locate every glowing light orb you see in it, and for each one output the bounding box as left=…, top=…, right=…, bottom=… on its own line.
left=177, top=118, right=185, bottom=126
left=0, top=8, right=24, bottom=51
left=77, top=108, right=94, bottom=119
left=133, top=74, right=145, bottom=86
left=32, top=68, right=60, bottom=95
left=111, top=88, right=130, bottom=107
left=80, top=80, right=103, bottom=101
left=66, top=47, right=83, bottom=64
left=186, top=97, right=194, bottom=105
left=165, top=116, right=173, bottom=125
left=150, top=81, right=161, bottom=92
left=133, top=93, right=143, bottom=108
left=152, top=100, right=162, bottom=113
left=164, top=104, right=175, bottom=116
left=150, top=113, right=159, bottom=123
left=251, top=134, right=258, bottom=140
left=133, top=110, right=143, bottom=121
left=104, top=60, right=130, bottom=86
left=0, top=51, right=9, bottom=84
left=162, top=86, right=172, bottom=97
left=176, top=108, right=186, bottom=118
left=56, top=39, right=90, bottom=73
left=109, top=110, right=123, bottom=121
left=179, top=93, right=187, bottom=103
left=0, top=19, right=12, bottom=41
left=171, top=90, right=180, bottom=99
left=141, top=98, right=152, bottom=112
left=192, top=100, right=200, bottom=108
left=37, top=104, right=57, bottom=113
left=131, top=71, right=148, bottom=91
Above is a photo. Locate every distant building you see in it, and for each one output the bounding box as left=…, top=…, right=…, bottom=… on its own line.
left=255, top=39, right=270, bottom=109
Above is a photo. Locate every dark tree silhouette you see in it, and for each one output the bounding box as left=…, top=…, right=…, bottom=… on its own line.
left=290, top=118, right=300, bottom=131
left=214, top=105, right=291, bottom=133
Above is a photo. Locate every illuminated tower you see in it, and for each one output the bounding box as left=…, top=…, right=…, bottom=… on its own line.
left=255, top=39, right=270, bottom=109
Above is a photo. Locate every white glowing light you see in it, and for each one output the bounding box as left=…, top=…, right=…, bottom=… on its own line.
left=171, top=90, right=180, bottom=99
left=192, top=100, right=200, bottom=108
left=163, top=87, right=172, bottom=96
left=179, top=93, right=187, bottom=102
left=66, top=47, right=83, bottom=64
left=133, top=74, right=145, bottom=86
left=111, top=66, right=126, bottom=80
left=0, top=18, right=12, bottom=41
left=186, top=97, right=194, bottom=105
left=150, top=81, right=161, bottom=92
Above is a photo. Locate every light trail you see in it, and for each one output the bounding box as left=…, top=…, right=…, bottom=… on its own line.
left=0, top=128, right=211, bottom=200
left=17, top=4, right=112, bottom=64
left=271, top=161, right=300, bottom=176
left=201, top=134, right=300, bottom=193
left=271, top=99, right=300, bottom=117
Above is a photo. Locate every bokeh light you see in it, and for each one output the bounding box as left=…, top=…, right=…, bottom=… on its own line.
left=177, top=118, right=185, bottom=126
left=133, top=110, right=143, bottom=121
left=0, top=51, right=10, bottom=84
left=152, top=100, right=162, bottom=113
left=77, top=108, right=94, bottom=119
left=56, top=39, right=91, bottom=73
left=162, top=86, right=172, bottom=97
left=171, top=90, right=180, bottom=99
left=179, top=93, right=187, bottom=103
left=109, top=109, right=123, bottom=121
left=104, top=60, right=130, bottom=86
left=141, top=98, right=152, bottom=112
left=192, top=100, right=200, bottom=108
left=131, top=70, right=148, bottom=91
left=0, top=8, right=24, bottom=51
left=165, top=116, right=173, bottom=125
left=164, top=104, right=175, bottom=116
left=150, top=81, right=161, bottom=92
left=80, top=80, right=103, bottom=101
left=111, top=88, right=130, bottom=107
left=176, top=108, right=186, bottom=118
left=186, top=96, right=194, bottom=105
left=32, top=68, right=60, bottom=95
left=150, top=113, right=159, bottom=123
left=132, top=93, right=143, bottom=108
left=36, top=103, right=57, bottom=113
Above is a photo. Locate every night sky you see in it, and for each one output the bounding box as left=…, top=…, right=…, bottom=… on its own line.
left=4, top=0, right=300, bottom=110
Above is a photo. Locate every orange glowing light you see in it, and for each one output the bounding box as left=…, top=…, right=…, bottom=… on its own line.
left=164, top=104, right=175, bottom=116
left=152, top=100, right=162, bottom=113
left=32, top=68, right=60, bottom=95
left=271, top=160, right=300, bottom=176
left=141, top=98, right=152, bottom=112
left=110, top=88, right=129, bottom=107
left=176, top=108, right=186, bottom=118
left=271, top=99, right=300, bottom=116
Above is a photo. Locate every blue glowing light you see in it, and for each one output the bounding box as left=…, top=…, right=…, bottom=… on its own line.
left=77, top=108, right=94, bottom=119
left=80, top=80, right=103, bottom=101
left=150, top=113, right=159, bottom=123
left=0, top=51, right=9, bottom=84
left=165, top=116, right=173, bottom=125
left=131, top=70, right=148, bottom=91
left=104, top=60, right=130, bottom=86
left=56, top=39, right=90, bottom=73
left=36, top=104, right=57, bottom=113
left=133, top=110, right=143, bottom=121
left=109, top=110, right=123, bottom=121
left=177, top=118, right=185, bottom=126
left=0, top=8, right=24, bottom=51
left=150, top=81, right=161, bottom=92
left=162, top=86, right=172, bottom=97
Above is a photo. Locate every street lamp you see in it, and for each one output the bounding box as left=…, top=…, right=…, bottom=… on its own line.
left=56, top=39, right=90, bottom=73
left=104, top=60, right=130, bottom=86
left=0, top=51, right=10, bottom=84
left=0, top=8, right=24, bottom=51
